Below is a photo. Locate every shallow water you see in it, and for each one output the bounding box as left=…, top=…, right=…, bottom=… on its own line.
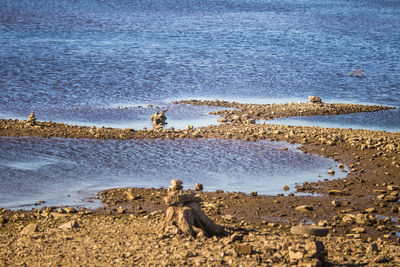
left=0, top=137, right=345, bottom=209
left=266, top=109, right=400, bottom=132
left=1, top=0, right=399, bottom=127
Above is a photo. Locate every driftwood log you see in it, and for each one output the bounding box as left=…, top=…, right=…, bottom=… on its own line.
left=161, top=179, right=227, bottom=238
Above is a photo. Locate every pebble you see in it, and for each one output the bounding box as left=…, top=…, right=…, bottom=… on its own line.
left=290, top=225, right=329, bottom=237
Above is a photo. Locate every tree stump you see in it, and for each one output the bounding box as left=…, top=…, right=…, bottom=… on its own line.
left=161, top=179, right=227, bottom=238
left=150, top=109, right=168, bottom=130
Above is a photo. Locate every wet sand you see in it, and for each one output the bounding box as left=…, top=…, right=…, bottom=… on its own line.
left=0, top=100, right=399, bottom=266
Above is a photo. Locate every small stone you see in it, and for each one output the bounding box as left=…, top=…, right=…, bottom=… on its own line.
left=289, top=250, right=304, bottom=261
left=377, top=194, right=386, bottom=201
left=342, top=214, right=355, bottom=224
left=295, top=205, right=313, bottom=212
left=58, top=208, right=65, bottom=213
left=328, top=190, right=345, bottom=195
left=64, top=207, right=76, bottom=214
left=308, top=96, right=322, bottom=103
left=194, top=183, right=203, bottom=191
left=168, top=179, right=183, bottom=192
left=222, top=214, right=233, bottom=221
left=318, top=220, right=329, bottom=227
left=283, top=185, right=290, bottom=191
left=374, top=255, right=390, bottom=263
left=230, top=233, right=244, bottom=243
left=117, top=206, right=126, bottom=214
left=59, top=220, right=79, bottom=230
left=351, top=227, right=366, bottom=233
left=366, top=242, right=379, bottom=254
left=331, top=199, right=341, bottom=207
left=20, top=223, right=38, bottom=235
left=234, top=244, right=253, bottom=256
left=290, top=225, right=329, bottom=237
left=0, top=216, right=7, bottom=224
left=365, top=207, right=377, bottom=213
left=385, top=195, right=399, bottom=202
left=249, top=191, right=258, bottom=197
left=327, top=170, right=335, bottom=175
left=387, top=185, right=399, bottom=191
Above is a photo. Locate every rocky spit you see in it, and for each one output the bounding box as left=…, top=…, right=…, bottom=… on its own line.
left=174, top=99, right=394, bottom=124
left=0, top=100, right=399, bottom=266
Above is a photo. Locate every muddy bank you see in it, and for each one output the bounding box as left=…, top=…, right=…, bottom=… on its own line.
left=1, top=184, right=399, bottom=266
left=174, top=99, right=394, bottom=123
left=0, top=100, right=399, bottom=265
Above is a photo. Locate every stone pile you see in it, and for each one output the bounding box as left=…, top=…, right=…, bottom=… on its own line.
left=26, top=111, right=36, bottom=125
left=162, top=179, right=227, bottom=238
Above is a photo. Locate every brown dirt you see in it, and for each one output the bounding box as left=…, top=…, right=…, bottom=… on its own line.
left=0, top=100, right=399, bottom=266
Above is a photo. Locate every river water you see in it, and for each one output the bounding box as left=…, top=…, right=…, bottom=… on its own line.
left=0, top=0, right=399, bottom=208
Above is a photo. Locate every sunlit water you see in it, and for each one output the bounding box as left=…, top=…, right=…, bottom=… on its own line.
left=0, top=137, right=345, bottom=209
left=0, top=0, right=399, bottom=208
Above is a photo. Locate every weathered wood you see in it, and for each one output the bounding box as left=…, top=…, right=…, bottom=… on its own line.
left=150, top=109, right=168, bottom=130
left=162, top=180, right=227, bottom=238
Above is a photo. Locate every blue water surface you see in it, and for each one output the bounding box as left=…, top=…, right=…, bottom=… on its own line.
left=1, top=0, right=399, bottom=127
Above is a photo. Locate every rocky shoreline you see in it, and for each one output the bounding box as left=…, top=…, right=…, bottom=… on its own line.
left=0, top=100, right=399, bottom=266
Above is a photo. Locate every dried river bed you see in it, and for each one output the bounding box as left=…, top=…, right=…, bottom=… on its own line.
left=0, top=100, right=399, bottom=266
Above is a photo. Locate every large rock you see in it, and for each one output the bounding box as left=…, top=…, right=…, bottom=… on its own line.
left=168, top=179, right=183, bottom=192
left=59, top=220, right=79, bottom=230
left=164, top=192, right=200, bottom=206
left=290, top=225, right=329, bottom=237
left=308, top=96, right=322, bottom=103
